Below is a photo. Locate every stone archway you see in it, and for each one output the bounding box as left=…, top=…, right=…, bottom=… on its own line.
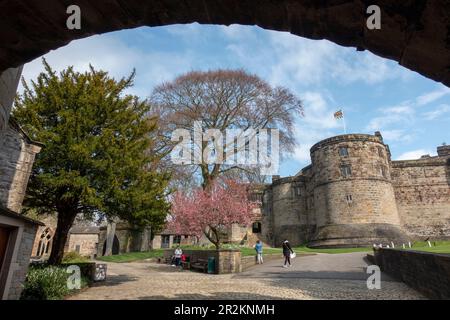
left=102, top=235, right=120, bottom=256
left=0, top=0, right=449, bottom=87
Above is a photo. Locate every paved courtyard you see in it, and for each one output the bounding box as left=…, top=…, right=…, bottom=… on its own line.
left=70, top=252, right=425, bottom=300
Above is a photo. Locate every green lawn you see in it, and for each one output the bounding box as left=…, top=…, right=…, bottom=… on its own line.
left=400, top=241, right=450, bottom=254
left=96, top=250, right=165, bottom=263
left=96, top=241, right=450, bottom=263
left=96, top=245, right=372, bottom=262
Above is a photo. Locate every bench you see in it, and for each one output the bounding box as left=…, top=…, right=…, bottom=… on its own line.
left=190, top=259, right=208, bottom=273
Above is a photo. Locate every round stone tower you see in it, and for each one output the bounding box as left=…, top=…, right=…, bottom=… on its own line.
left=308, top=133, right=409, bottom=248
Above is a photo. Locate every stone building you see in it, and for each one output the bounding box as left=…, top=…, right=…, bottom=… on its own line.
left=30, top=214, right=100, bottom=260
left=65, top=226, right=99, bottom=258
left=0, top=117, right=43, bottom=300
left=260, top=132, right=450, bottom=248
left=98, top=222, right=153, bottom=256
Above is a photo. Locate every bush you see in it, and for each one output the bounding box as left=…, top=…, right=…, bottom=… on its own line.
left=20, top=266, right=70, bottom=300
left=62, top=252, right=90, bottom=263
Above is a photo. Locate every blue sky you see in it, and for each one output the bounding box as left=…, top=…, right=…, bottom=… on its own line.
left=20, top=24, right=450, bottom=177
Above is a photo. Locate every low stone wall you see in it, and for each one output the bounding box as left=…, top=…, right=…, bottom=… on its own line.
left=163, top=249, right=241, bottom=274
left=373, top=248, right=450, bottom=299
left=60, top=262, right=107, bottom=282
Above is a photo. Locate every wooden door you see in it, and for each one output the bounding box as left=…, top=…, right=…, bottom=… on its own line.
left=0, top=226, right=11, bottom=271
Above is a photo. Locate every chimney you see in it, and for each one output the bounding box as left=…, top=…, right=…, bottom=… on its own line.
left=437, top=145, right=450, bottom=157
left=374, top=131, right=383, bottom=141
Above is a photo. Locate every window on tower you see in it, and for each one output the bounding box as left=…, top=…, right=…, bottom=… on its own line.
left=339, top=147, right=349, bottom=157
left=345, top=194, right=353, bottom=204
left=340, top=165, right=352, bottom=177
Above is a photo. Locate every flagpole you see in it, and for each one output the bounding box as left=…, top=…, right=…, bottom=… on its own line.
left=342, top=108, right=347, bottom=134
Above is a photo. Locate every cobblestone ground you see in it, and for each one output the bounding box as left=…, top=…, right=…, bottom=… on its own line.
left=70, top=253, right=425, bottom=300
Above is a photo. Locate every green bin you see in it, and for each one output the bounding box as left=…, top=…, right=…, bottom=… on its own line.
left=207, top=257, right=216, bottom=274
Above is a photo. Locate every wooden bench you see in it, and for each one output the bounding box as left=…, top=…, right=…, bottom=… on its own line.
left=190, top=259, right=208, bottom=273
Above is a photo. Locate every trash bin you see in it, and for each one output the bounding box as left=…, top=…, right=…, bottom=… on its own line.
left=207, top=257, right=216, bottom=274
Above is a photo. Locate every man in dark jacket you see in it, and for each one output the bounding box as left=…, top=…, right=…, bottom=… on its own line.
left=282, top=240, right=294, bottom=268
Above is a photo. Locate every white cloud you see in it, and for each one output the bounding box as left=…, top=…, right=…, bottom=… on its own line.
left=20, top=33, right=197, bottom=98
left=416, top=86, right=450, bottom=106
left=396, top=149, right=435, bottom=160
left=423, top=104, right=450, bottom=120
left=364, top=85, right=450, bottom=142
left=290, top=91, right=341, bottom=164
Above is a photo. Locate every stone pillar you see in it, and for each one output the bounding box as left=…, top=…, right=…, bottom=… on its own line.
left=0, top=66, right=23, bottom=133
left=104, top=221, right=117, bottom=256
left=139, top=227, right=151, bottom=252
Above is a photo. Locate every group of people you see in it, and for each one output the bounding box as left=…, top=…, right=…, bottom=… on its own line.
left=170, top=239, right=296, bottom=269
left=254, top=239, right=295, bottom=268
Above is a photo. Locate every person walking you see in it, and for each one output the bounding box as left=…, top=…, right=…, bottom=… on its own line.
left=255, top=240, right=263, bottom=264
left=282, top=239, right=294, bottom=268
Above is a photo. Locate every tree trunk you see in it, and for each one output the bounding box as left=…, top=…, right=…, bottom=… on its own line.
left=48, top=209, right=78, bottom=265
left=203, top=226, right=221, bottom=250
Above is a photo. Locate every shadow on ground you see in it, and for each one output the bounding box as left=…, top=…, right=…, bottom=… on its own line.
left=92, top=274, right=138, bottom=287
left=137, top=292, right=296, bottom=300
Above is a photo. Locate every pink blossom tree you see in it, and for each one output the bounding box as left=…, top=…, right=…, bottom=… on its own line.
left=169, top=179, right=259, bottom=249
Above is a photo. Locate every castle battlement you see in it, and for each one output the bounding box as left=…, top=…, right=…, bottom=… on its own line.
left=260, top=132, right=450, bottom=248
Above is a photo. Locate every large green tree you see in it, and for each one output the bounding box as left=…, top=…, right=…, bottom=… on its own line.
left=13, top=59, right=171, bottom=265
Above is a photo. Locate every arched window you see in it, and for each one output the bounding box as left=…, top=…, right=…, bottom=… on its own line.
left=252, top=222, right=262, bottom=234
left=37, top=228, right=53, bottom=257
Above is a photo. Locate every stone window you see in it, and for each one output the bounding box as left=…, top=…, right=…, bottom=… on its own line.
left=161, top=235, right=170, bottom=248
left=252, top=222, right=262, bottom=234
left=75, top=244, right=81, bottom=253
left=173, top=235, right=181, bottom=244
left=340, top=165, right=352, bottom=177
left=292, top=186, right=302, bottom=197
left=339, top=146, right=349, bottom=157
left=36, top=227, right=53, bottom=257
left=345, top=194, right=353, bottom=204
left=380, top=166, right=387, bottom=178
left=378, top=146, right=384, bottom=158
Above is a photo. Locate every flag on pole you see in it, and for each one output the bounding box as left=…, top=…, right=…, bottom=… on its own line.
left=334, top=110, right=344, bottom=119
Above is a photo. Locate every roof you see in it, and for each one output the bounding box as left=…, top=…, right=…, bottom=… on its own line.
left=69, top=225, right=100, bottom=234
left=0, top=206, right=45, bottom=226
left=9, top=117, right=45, bottom=148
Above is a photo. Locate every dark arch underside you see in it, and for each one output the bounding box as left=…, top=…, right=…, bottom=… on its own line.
left=0, top=0, right=449, bottom=87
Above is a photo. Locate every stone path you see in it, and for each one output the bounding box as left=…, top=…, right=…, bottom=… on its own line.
left=70, top=252, right=425, bottom=300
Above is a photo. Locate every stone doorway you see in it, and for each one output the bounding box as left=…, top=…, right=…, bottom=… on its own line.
left=102, top=235, right=120, bottom=256
left=0, top=226, right=11, bottom=272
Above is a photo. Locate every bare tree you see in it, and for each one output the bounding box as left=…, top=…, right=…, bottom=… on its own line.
left=150, top=69, right=303, bottom=189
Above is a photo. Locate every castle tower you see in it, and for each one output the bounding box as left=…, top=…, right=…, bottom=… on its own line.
left=308, top=133, right=409, bottom=247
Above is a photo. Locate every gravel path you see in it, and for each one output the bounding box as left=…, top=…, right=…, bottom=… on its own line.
left=70, top=252, right=425, bottom=300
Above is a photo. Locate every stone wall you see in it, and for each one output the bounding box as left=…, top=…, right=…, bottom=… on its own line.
left=66, top=234, right=99, bottom=257
left=6, top=223, right=37, bottom=300
left=0, top=120, right=42, bottom=212
left=0, top=67, right=22, bottom=132
left=163, top=249, right=241, bottom=274
left=263, top=133, right=450, bottom=248
left=98, top=222, right=152, bottom=256
left=392, top=155, right=450, bottom=239
left=374, top=247, right=450, bottom=299
left=0, top=211, right=39, bottom=300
